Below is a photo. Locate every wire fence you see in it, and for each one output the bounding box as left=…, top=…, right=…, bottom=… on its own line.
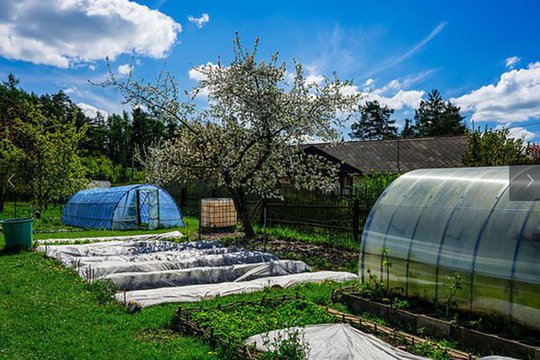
left=165, top=181, right=376, bottom=243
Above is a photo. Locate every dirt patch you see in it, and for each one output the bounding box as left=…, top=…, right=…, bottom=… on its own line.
left=248, top=237, right=358, bottom=272
left=197, top=232, right=359, bottom=272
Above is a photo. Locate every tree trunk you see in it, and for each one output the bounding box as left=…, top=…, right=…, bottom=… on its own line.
left=229, top=187, right=255, bottom=238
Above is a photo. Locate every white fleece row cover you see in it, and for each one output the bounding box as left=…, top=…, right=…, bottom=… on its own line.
left=39, top=237, right=358, bottom=306
left=38, top=239, right=222, bottom=260
left=100, top=260, right=310, bottom=291
left=36, top=231, right=183, bottom=245
left=245, top=323, right=428, bottom=360
left=38, top=239, right=291, bottom=289
left=115, top=271, right=359, bottom=307
left=78, top=251, right=278, bottom=279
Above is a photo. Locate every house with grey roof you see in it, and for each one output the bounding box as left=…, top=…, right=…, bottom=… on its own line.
left=302, top=135, right=469, bottom=195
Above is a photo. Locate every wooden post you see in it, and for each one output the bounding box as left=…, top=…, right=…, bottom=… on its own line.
left=263, top=201, right=267, bottom=249
left=198, top=198, right=202, bottom=240
left=352, top=199, right=360, bottom=245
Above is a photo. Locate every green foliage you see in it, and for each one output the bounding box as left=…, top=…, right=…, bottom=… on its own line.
left=349, top=100, right=397, bottom=140
left=353, top=171, right=399, bottom=206
left=357, top=269, right=387, bottom=300
left=189, top=300, right=333, bottom=358
left=262, top=327, right=310, bottom=360
left=17, top=101, right=87, bottom=210
left=0, top=74, right=32, bottom=211
left=413, top=89, right=466, bottom=137
left=85, top=279, right=118, bottom=305
left=410, top=339, right=451, bottom=360
left=391, top=297, right=410, bottom=310
left=83, top=155, right=115, bottom=180
left=443, top=273, right=462, bottom=320
left=359, top=311, right=388, bottom=326
left=462, top=127, right=531, bottom=166
left=380, top=246, right=392, bottom=291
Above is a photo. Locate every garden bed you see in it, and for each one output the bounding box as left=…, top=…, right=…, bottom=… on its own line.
left=172, top=294, right=335, bottom=359
left=339, top=292, right=540, bottom=359
left=173, top=294, right=478, bottom=360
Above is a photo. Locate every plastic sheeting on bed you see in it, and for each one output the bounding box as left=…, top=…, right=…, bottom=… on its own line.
left=76, top=251, right=278, bottom=279
left=37, top=239, right=222, bottom=261
left=115, top=271, right=359, bottom=307
left=99, top=260, right=310, bottom=290
left=36, top=231, right=183, bottom=245
left=245, top=323, right=427, bottom=360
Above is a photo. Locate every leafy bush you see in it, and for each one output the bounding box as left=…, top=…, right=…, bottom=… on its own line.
left=462, top=127, right=531, bottom=166
left=357, top=269, right=387, bottom=300
left=353, top=171, right=399, bottom=206
left=262, top=327, right=310, bottom=360
left=188, top=300, right=334, bottom=358
left=85, top=279, right=117, bottom=305
left=411, top=340, right=451, bottom=360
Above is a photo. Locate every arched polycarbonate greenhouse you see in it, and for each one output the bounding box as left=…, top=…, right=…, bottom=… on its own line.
left=361, top=167, right=540, bottom=330
left=62, top=184, right=184, bottom=230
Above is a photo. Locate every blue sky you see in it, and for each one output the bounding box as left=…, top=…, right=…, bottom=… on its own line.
left=1, top=0, right=539, bottom=140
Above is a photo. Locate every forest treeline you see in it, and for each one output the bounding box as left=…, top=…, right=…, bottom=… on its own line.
left=1, top=71, right=537, bottom=212
left=0, top=74, right=177, bottom=211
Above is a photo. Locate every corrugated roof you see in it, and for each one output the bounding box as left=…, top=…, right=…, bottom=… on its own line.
left=303, top=135, right=468, bottom=174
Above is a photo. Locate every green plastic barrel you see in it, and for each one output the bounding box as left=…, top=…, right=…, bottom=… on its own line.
left=1, top=218, right=33, bottom=251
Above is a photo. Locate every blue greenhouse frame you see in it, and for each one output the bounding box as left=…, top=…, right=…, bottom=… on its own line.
left=62, top=184, right=184, bottom=230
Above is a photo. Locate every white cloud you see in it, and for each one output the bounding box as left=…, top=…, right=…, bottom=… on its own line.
left=64, top=84, right=126, bottom=115
left=336, top=75, right=426, bottom=111
left=188, top=13, right=209, bottom=29
left=452, top=62, right=540, bottom=123
left=368, top=22, right=446, bottom=76
left=117, top=63, right=133, bottom=75
left=304, top=65, right=325, bottom=85
left=188, top=62, right=215, bottom=82
left=367, top=89, right=425, bottom=110
left=364, top=78, right=374, bottom=87
left=0, top=0, right=181, bottom=68
left=505, top=56, right=520, bottom=69
left=77, top=102, right=108, bottom=118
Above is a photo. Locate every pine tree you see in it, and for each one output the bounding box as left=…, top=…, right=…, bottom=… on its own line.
left=401, top=118, right=415, bottom=138
left=414, top=89, right=466, bottom=137
left=349, top=100, right=397, bottom=140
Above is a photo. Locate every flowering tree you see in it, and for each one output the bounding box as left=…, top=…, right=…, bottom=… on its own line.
left=100, top=36, right=361, bottom=237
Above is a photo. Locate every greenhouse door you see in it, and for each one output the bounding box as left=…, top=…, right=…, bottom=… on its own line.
left=137, top=189, right=159, bottom=229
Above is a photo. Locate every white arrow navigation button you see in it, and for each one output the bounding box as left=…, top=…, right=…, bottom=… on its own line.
left=527, top=173, right=534, bottom=188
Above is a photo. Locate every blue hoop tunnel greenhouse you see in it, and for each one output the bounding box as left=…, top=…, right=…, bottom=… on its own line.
left=62, top=184, right=184, bottom=230
left=361, top=167, right=540, bottom=330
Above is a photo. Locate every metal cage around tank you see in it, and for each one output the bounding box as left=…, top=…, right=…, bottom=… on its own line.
left=62, top=184, right=184, bottom=230
left=360, top=166, right=540, bottom=330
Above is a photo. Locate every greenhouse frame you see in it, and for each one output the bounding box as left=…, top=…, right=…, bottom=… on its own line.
left=62, top=184, right=184, bottom=230
left=361, top=166, right=540, bottom=330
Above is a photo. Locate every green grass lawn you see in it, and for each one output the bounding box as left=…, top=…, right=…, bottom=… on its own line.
left=0, top=246, right=217, bottom=360
left=0, top=204, right=214, bottom=359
